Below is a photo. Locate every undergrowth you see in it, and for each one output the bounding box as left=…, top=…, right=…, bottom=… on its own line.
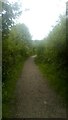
left=35, top=59, right=67, bottom=102
left=2, top=58, right=26, bottom=117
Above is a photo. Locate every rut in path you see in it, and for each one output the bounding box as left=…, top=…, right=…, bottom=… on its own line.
left=13, top=56, right=66, bottom=118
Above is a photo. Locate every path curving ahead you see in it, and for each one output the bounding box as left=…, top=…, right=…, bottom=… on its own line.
left=13, top=56, right=66, bottom=118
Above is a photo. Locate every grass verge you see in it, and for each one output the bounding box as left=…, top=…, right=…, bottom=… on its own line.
left=35, top=60, right=67, bottom=102
left=2, top=58, right=26, bottom=117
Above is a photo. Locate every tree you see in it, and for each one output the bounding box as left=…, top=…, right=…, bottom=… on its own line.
left=2, top=23, right=32, bottom=82
left=2, top=1, right=21, bottom=40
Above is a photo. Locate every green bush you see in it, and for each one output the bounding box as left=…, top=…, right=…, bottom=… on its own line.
left=35, top=15, right=67, bottom=99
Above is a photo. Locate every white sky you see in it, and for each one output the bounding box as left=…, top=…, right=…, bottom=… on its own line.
left=8, top=0, right=67, bottom=40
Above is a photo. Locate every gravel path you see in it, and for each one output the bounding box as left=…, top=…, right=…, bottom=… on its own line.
left=13, top=56, right=66, bottom=118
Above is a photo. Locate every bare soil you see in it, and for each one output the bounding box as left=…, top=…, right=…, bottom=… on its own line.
left=12, top=57, right=66, bottom=118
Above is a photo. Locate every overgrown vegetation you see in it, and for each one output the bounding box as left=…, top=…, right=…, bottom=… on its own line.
left=35, top=15, right=67, bottom=100
left=2, top=1, right=32, bottom=117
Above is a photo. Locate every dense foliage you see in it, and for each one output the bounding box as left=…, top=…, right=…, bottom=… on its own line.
left=2, top=1, right=32, bottom=83
left=35, top=15, right=67, bottom=98
left=2, top=23, right=32, bottom=83
left=2, top=1, right=32, bottom=117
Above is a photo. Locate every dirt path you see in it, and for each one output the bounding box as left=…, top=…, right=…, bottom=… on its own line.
left=13, top=56, right=66, bottom=118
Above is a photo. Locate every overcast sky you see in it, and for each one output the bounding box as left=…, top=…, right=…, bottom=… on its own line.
left=8, top=0, right=67, bottom=40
